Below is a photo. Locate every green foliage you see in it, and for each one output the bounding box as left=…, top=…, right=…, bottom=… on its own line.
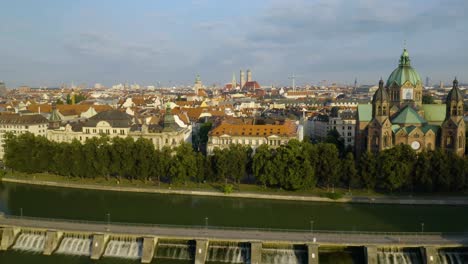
left=321, top=192, right=344, bottom=200
left=422, top=94, right=435, bottom=104
left=4, top=132, right=468, bottom=194
left=223, top=184, right=234, bottom=194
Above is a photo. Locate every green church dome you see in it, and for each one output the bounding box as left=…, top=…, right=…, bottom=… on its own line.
left=386, top=49, right=422, bottom=87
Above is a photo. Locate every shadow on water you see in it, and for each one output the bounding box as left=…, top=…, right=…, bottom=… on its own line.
left=2, top=182, right=468, bottom=232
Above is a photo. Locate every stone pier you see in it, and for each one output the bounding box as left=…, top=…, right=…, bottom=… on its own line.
left=90, top=234, right=109, bottom=260
left=43, top=231, right=63, bottom=255
left=421, top=246, right=439, bottom=264
left=307, top=244, right=319, bottom=264
left=141, top=237, right=158, bottom=263
left=194, top=239, right=209, bottom=264
left=0, top=227, right=20, bottom=250
left=250, top=242, right=262, bottom=264
left=365, top=246, right=378, bottom=264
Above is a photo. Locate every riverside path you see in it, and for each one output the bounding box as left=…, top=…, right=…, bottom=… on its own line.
left=1, top=215, right=467, bottom=247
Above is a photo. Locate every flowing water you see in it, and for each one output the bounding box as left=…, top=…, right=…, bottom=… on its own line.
left=155, top=242, right=195, bottom=260
left=438, top=251, right=468, bottom=264
left=55, top=235, right=92, bottom=256
left=103, top=238, right=142, bottom=259
left=261, top=248, right=307, bottom=264
left=12, top=232, right=46, bottom=252
left=206, top=244, right=250, bottom=263
left=377, top=248, right=422, bottom=264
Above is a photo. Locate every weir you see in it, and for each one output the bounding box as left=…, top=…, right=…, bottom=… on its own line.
left=250, top=241, right=262, bottom=264
left=366, top=245, right=378, bottom=264
left=307, top=244, right=319, bottom=264
left=141, top=237, right=157, bottom=263
left=90, top=233, right=109, bottom=260
left=0, top=227, right=20, bottom=250
left=43, top=231, right=62, bottom=255
left=194, top=239, right=208, bottom=264
left=1, top=218, right=468, bottom=264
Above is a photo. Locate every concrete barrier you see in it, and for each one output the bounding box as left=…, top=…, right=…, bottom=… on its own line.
left=365, top=246, right=378, bottom=264
left=194, top=239, right=209, bottom=264
left=250, top=242, right=262, bottom=264
left=0, top=227, right=20, bottom=251
left=90, top=234, right=109, bottom=260
left=421, top=246, right=440, bottom=264
left=307, top=244, right=319, bottom=264
left=43, top=231, right=63, bottom=255
left=141, top=237, right=157, bottom=263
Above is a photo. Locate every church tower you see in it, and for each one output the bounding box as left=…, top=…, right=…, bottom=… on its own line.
left=194, top=74, right=202, bottom=95
left=240, top=70, right=245, bottom=89
left=386, top=49, right=423, bottom=109
left=231, top=72, right=237, bottom=89
left=367, top=79, right=393, bottom=153
left=441, top=78, right=465, bottom=156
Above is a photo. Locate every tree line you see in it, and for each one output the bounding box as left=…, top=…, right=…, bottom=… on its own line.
left=4, top=132, right=468, bottom=193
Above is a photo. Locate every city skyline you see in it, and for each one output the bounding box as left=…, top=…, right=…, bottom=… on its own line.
left=1, top=0, right=467, bottom=87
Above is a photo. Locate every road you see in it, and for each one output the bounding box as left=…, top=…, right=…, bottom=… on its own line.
left=1, top=215, right=467, bottom=247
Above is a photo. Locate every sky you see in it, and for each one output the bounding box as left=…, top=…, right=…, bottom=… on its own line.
left=1, top=0, right=467, bottom=88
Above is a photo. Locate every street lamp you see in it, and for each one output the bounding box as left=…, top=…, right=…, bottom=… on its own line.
left=106, top=213, right=111, bottom=231
left=205, top=217, right=208, bottom=229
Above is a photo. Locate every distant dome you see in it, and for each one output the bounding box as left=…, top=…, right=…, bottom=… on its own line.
left=386, top=49, right=422, bottom=87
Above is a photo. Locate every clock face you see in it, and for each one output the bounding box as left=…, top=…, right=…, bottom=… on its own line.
left=411, top=141, right=420, bottom=150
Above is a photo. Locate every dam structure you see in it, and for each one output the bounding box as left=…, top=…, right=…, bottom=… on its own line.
left=1, top=215, right=468, bottom=263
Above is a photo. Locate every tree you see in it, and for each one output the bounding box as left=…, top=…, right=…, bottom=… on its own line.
left=325, top=129, right=345, bottom=156
left=252, top=144, right=275, bottom=187
left=169, top=143, right=197, bottom=184
left=315, top=143, right=340, bottom=190
left=413, top=151, right=433, bottom=192
left=422, top=94, right=435, bottom=104
left=359, top=151, right=377, bottom=191
left=341, top=152, right=358, bottom=190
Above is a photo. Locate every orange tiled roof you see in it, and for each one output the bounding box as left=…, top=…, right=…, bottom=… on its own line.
left=210, top=121, right=297, bottom=137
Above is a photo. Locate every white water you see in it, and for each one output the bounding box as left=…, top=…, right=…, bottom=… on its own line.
left=439, top=252, right=468, bottom=264
left=261, top=248, right=306, bottom=264
left=103, top=239, right=141, bottom=259
left=207, top=245, right=250, bottom=263
left=55, top=236, right=92, bottom=256
left=12, top=233, right=46, bottom=252
left=377, top=251, right=422, bottom=264
left=156, top=243, right=194, bottom=260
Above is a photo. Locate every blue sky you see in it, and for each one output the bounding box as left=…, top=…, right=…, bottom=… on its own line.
left=1, top=0, right=467, bottom=87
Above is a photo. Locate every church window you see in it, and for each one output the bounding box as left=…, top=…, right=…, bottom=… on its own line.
left=447, top=136, right=453, bottom=147
left=452, top=106, right=457, bottom=116
left=383, top=106, right=387, bottom=115
left=377, top=106, right=381, bottom=115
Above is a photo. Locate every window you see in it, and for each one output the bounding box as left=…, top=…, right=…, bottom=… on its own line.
left=120, top=130, right=125, bottom=135
left=348, top=126, right=352, bottom=130
left=347, top=132, right=352, bottom=136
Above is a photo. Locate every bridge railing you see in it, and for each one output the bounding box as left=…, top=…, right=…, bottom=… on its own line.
left=2, top=213, right=468, bottom=237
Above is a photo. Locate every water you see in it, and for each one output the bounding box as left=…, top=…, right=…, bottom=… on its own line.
left=155, top=242, right=195, bottom=260
left=207, top=244, right=250, bottom=263
left=377, top=248, right=422, bottom=264
left=103, top=238, right=142, bottom=259
left=319, top=247, right=365, bottom=264
left=438, top=250, right=468, bottom=264
left=55, top=235, right=92, bottom=256
left=261, top=248, right=307, bottom=264
left=12, top=232, right=46, bottom=252
left=2, top=182, right=468, bottom=232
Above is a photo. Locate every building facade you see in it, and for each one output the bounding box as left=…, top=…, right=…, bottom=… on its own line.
left=356, top=49, right=465, bottom=156
left=0, top=114, right=49, bottom=159
left=47, top=109, right=192, bottom=149
left=207, top=120, right=301, bottom=154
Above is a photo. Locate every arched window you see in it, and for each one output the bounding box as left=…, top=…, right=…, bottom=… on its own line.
left=452, top=106, right=457, bottom=116
left=447, top=136, right=453, bottom=147
left=377, top=106, right=382, bottom=115
left=382, top=106, right=387, bottom=115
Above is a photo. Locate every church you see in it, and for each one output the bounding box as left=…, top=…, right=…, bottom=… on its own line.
left=356, top=49, right=465, bottom=157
